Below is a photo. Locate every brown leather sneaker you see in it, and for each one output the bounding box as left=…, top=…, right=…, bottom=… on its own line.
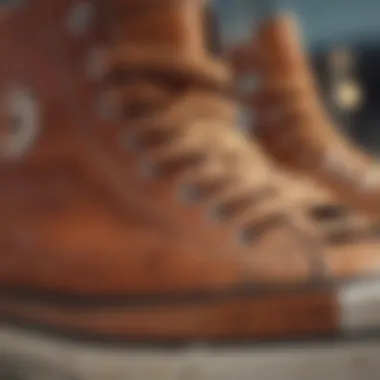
left=0, top=1, right=378, bottom=378
left=0, top=0, right=335, bottom=341
left=231, top=12, right=380, bottom=217
left=229, top=9, right=380, bottom=302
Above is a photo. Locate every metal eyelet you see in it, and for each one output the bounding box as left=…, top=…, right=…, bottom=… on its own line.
left=179, top=183, right=203, bottom=204
left=236, top=227, right=255, bottom=246
left=67, top=1, right=94, bottom=37
left=239, top=108, right=255, bottom=134
left=0, top=85, right=40, bottom=160
left=139, top=159, right=157, bottom=180
left=208, top=205, right=229, bottom=223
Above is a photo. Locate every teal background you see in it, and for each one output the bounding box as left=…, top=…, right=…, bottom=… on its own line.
left=213, top=0, right=380, bottom=50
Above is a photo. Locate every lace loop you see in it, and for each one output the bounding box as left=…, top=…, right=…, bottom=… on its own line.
left=102, top=50, right=292, bottom=244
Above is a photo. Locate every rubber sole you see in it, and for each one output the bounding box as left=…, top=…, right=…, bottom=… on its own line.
left=3, top=276, right=380, bottom=340
left=1, top=278, right=380, bottom=379
left=2, top=326, right=380, bottom=380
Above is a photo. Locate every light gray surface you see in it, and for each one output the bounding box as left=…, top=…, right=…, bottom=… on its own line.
left=341, top=279, right=380, bottom=331
left=0, top=328, right=379, bottom=380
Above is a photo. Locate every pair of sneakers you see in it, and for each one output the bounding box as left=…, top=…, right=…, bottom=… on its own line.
left=0, top=2, right=380, bottom=378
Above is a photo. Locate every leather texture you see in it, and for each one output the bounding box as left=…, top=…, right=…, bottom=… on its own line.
left=0, top=0, right=345, bottom=341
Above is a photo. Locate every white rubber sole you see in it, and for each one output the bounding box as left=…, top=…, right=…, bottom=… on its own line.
left=2, top=326, right=380, bottom=380
left=2, top=278, right=380, bottom=380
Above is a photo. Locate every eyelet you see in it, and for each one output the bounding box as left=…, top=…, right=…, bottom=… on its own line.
left=67, top=1, right=94, bottom=37
left=0, top=85, right=40, bottom=160
left=139, top=159, right=157, bottom=180
left=208, top=205, right=228, bottom=223
left=239, top=108, right=255, bottom=133
left=179, top=183, right=203, bottom=204
left=236, top=227, right=255, bottom=246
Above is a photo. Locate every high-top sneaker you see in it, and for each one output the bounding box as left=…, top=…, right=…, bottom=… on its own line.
left=229, top=10, right=380, bottom=288
left=231, top=12, right=380, bottom=217
left=0, top=1, right=377, bottom=378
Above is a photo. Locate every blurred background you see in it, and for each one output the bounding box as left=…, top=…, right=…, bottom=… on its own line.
left=213, top=0, right=380, bottom=156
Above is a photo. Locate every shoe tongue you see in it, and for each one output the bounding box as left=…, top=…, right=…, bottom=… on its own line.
left=115, top=0, right=220, bottom=60
left=105, top=0, right=229, bottom=86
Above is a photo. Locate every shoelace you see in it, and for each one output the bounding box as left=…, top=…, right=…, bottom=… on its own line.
left=310, top=203, right=380, bottom=245
left=99, top=58, right=293, bottom=244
